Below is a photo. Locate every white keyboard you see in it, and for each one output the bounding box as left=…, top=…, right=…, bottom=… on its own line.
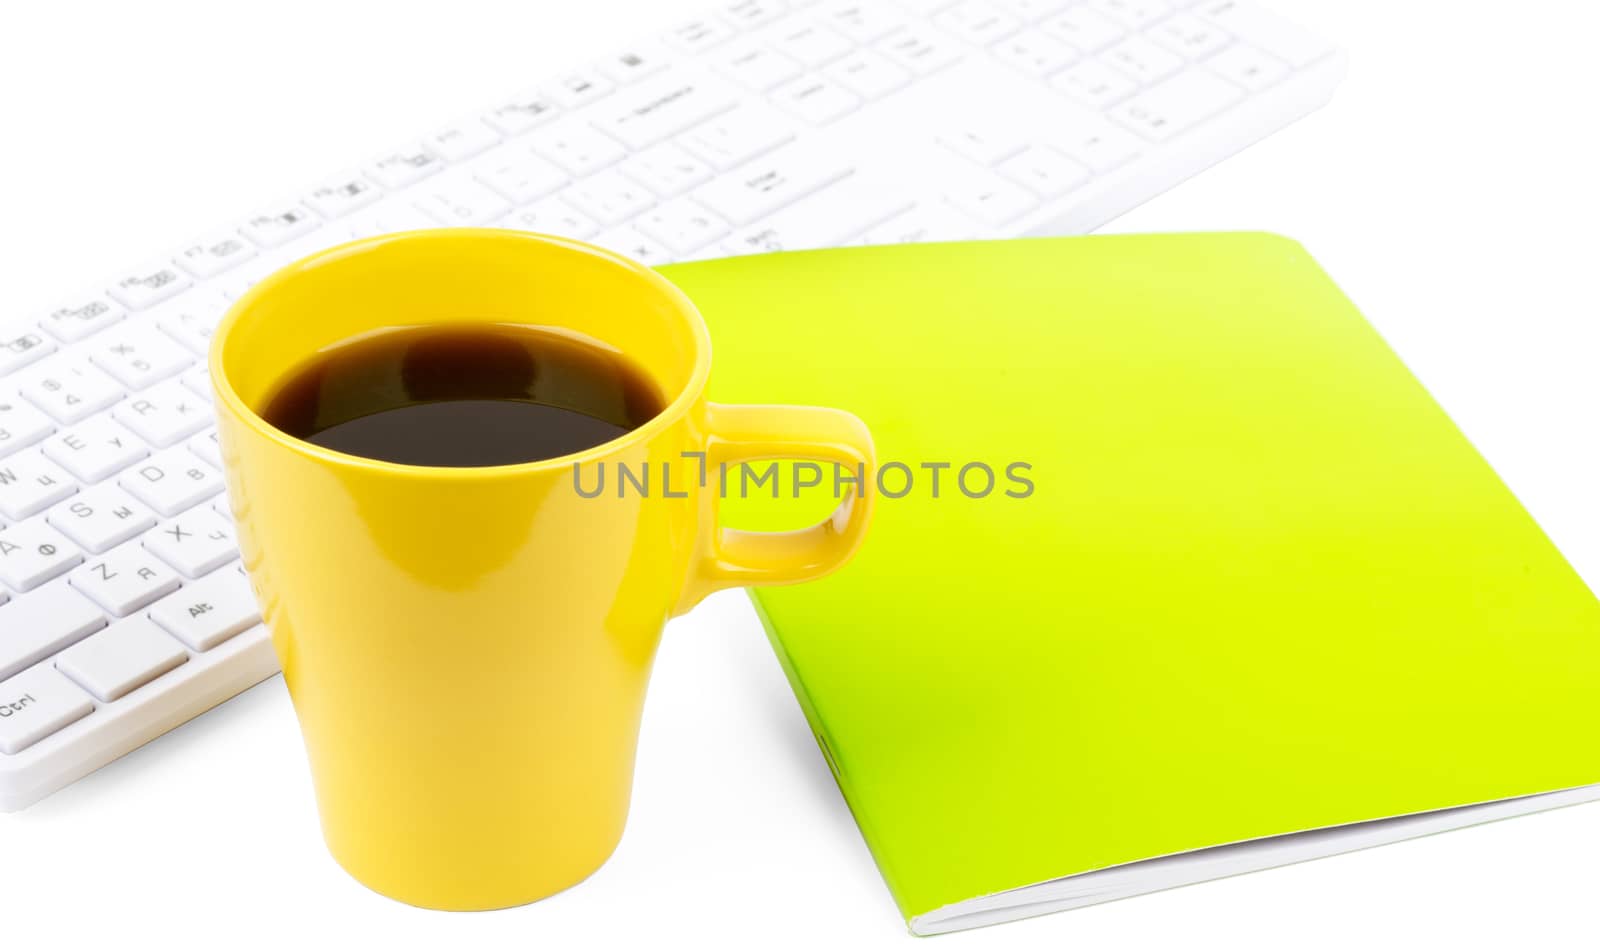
left=0, top=0, right=1343, bottom=810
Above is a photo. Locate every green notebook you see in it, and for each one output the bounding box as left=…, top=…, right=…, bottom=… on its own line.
left=656, top=234, right=1600, bottom=935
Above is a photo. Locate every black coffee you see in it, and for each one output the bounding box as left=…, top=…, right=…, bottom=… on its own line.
left=262, top=325, right=665, bottom=467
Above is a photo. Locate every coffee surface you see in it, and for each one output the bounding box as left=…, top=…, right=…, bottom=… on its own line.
left=261, top=325, right=665, bottom=467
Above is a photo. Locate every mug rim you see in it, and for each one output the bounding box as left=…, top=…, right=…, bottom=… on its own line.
left=209, top=228, right=713, bottom=480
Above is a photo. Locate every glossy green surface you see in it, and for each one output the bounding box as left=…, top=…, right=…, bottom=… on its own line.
left=659, top=234, right=1600, bottom=923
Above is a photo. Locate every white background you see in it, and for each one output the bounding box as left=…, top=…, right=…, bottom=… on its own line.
left=3, top=1, right=1599, bottom=947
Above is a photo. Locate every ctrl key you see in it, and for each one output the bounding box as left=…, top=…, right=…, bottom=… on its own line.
left=0, top=666, right=93, bottom=755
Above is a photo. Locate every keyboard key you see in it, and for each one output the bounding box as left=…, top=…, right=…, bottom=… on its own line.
left=1195, top=0, right=1331, bottom=67
left=591, top=72, right=739, bottom=149
left=365, top=145, right=445, bottom=189
left=770, top=22, right=853, bottom=66
left=1040, top=6, right=1125, bottom=51
left=119, top=448, right=225, bottom=517
left=279, top=226, right=360, bottom=257
left=0, top=519, right=83, bottom=593
left=212, top=248, right=291, bottom=300
left=692, top=146, right=853, bottom=224
left=824, top=51, right=914, bottom=99
left=143, top=509, right=235, bottom=579
left=721, top=0, right=789, bottom=29
left=70, top=542, right=181, bottom=617
left=877, top=26, right=964, bottom=74
left=771, top=75, right=862, bottom=124
left=473, top=150, right=569, bottom=204
left=0, top=396, right=54, bottom=460
left=107, top=263, right=191, bottom=311
left=49, top=484, right=156, bottom=554
left=527, top=119, right=628, bottom=176
left=1112, top=69, right=1243, bottom=140
left=935, top=1, right=1023, bottom=45
left=55, top=616, right=188, bottom=702
left=113, top=380, right=210, bottom=448
left=37, top=299, right=124, bottom=345
left=542, top=70, right=616, bottom=110
left=1051, top=120, right=1143, bottom=171
left=1051, top=58, right=1140, bottom=107
left=1102, top=36, right=1186, bottom=83
left=484, top=93, right=561, bottom=137
left=590, top=228, right=675, bottom=266
left=187, top=430, right=222, bottom=471
left=998, top=145, right=1091, bottom=197
left=716, top=40, right=804, bottom=92
left=173, top=232, right=257, bottom=279
left=993, top=0, right=1072, bottom=21
left=1086, top=0, right=1172, bottom=29
left=180, top=367, right=214, bottom=404
left=40, top=415, right=147, bottom=484
left=342, top=200, right=438, bottom=241
left=938, top=120, right=1028, bottom=165
left=304, top=173, right=384, bottom=218
left=636, top=198, right=732, bottom=254
left=561, top=170, right=656, bottom=226
left=860, top=203, right=981, bottom=244
left=1, top=324, right=56, bottom=375
left=498, top=198, right=602, bottom=240
left=989, top=31, right=1079, bottom=76
left=422, top=121, right=501, bottom=162
left=943, top=169, right=1036, bottom=224
left=595, top=42, right=673, bottom=84
left=618, top=143, right=714, bottom=197
left=663, top=16, right=737, bottom=54
left=722, top=175, right=913, bottom=253
left=274, top=229, right=348, bottom=265
left=149, top=568, right=260, bottom=651
left=1149, top=12, right=1232, bottom=59
left=1206, top=42, right=1290, bottom=91
left=0, top=453, right=76, bottom=520
left=677, top=105, right=796, bottom=170
left=16, top=357, right=123, bottom=424
left=238, top=204, right=321, bottom=249
left=0, top=665, right=94, bottom=755
left=411, top=174, right=515, bottom=226
left=151, top=288, right=232, bottom=357
left=819, top=2, right=908, bottom=41
left=88, top=323, right=194, bottom=390
left=0, top=582, right=105, bottom=681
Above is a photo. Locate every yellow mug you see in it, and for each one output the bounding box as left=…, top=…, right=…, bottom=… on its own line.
left=210, top=229, right=874, bottom=910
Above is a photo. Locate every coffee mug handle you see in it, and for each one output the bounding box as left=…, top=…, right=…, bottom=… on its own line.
left=672, top=402, right=876, bottom=614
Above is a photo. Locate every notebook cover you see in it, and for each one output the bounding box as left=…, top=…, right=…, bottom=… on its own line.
left=655, top=234, right=1600, bottom=926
